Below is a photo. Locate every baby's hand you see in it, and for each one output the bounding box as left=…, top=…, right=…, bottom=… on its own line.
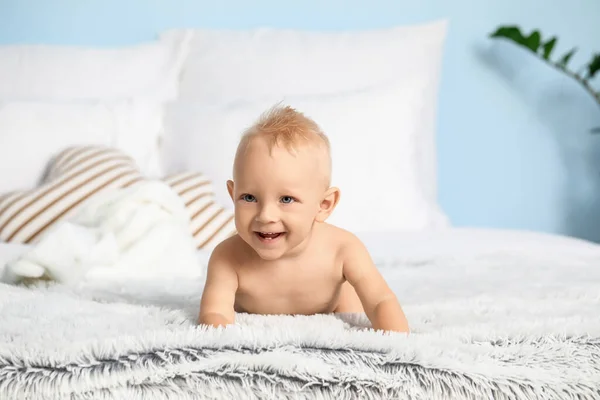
left=198, top=312, right=234, bottom=328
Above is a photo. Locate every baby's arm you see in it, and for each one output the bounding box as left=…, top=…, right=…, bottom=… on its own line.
left=198, top=242, right=238, bottom=328
left=341, top=234, right=409, bottom=333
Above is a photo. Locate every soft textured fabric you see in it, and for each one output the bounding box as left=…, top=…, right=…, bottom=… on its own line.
left=0, top=145, right=235, bottom=251
left=161, top=171, right=236, bottom=250
left=1, top=229, right=599, bottom=399
left=1, top=179, right=204, bottom=285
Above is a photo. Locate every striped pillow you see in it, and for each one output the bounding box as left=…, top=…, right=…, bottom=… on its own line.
left=0, top=145, right=236, bottom=250
left=162, top=172, right=236, bottom=250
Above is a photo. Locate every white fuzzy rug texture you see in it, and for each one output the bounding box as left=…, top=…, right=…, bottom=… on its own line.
left=1, top=232, right=600, bottom=399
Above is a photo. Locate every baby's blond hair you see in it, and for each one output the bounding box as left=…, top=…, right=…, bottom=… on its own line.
left=241, top=104, right=330, bottom=153
left=234, top=104, right=332, bottom=185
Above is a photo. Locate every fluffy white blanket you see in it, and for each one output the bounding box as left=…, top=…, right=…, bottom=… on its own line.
left=1, top=181, right=204, bottom=285
left=1, top=229, right=600, bottom=399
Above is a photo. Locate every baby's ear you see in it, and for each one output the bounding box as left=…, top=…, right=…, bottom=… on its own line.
left=227, top=180, right=235, bottom=201
left=316, top=186, right=341, bottom=222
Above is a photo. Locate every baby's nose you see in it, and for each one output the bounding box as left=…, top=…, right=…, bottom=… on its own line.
left=255, top=203, right=279, bottom=223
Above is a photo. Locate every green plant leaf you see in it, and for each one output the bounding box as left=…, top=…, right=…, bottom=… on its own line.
left=490, top=26, right=526, bottom=44
left=524, top=30, right=542, bottom=52
left=557, top=48, right=577, bottom=69
left=586, top=53, right=600, bottom=79
left=542, top=37, right=557, bottom=60
left=489, top=26, right=542, bottom=53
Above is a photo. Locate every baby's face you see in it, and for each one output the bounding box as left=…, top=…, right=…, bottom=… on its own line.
left=228, top=138, right=328, bottom=261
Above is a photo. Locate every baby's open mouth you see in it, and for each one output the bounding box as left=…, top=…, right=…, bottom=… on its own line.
left=256, top=232, right=284, bottom=240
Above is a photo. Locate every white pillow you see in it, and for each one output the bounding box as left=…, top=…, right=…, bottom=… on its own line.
left=0, top=31, right=192, bottom=102
left=0, top=100, right=165, bottom=194
left=161, top=19, right=447, bottom=213
left=161, top=82, right=449, bottom=233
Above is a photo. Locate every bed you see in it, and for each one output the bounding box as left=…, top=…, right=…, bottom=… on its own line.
left=1, top=18, right=599, bottom=400
left=1, top=227, right=599, bottom=399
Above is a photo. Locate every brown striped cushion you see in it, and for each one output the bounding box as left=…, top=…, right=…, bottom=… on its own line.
left=163, top=171, right=236, bottom=250
left=0, top=145, right=236, bottom=250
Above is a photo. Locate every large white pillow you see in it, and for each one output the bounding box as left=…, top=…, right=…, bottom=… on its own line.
left=0, top=31, right=192, bottom=102
left=161, top=19, right=447, bottom=213
left=0, top=100, right=165, bottom=194
left=161, top=82, right=449, bottom=233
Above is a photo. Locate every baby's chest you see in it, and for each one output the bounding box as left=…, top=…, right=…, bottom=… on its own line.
left=235, top=269, right=343, bottom=315
left=236, top=259, right=344, bottom=299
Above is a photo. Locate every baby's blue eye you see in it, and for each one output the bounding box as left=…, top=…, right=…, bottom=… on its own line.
left=281, top=196, right=294, bottom=204
left=242, top=194, right=256, bottom=202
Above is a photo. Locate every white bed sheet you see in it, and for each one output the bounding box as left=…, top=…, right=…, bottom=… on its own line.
left=357, top=227, right=600, bottom=262
left=355, top=228, right=600, bottom=310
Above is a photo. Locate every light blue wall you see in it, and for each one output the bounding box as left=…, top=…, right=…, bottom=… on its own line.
left=1, top=0, right=599, bottom=241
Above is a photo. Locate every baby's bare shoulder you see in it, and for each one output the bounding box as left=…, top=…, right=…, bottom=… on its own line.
left=320, top=223, right=367, bottom=256
left=209, top=234, right=250, bottom=267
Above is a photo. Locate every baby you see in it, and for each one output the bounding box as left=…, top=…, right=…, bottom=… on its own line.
left=198, top=105, right=409, bottom=333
